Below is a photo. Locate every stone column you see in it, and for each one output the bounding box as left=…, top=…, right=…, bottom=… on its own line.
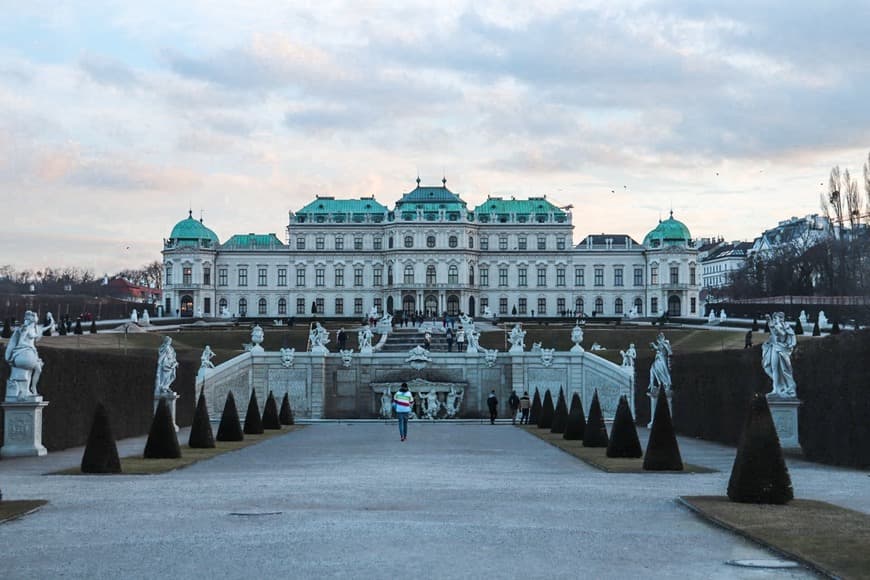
left=1, top=400, right=49, bottom=457
left=153, top=393, right=180, bottom=432
left=767, top=396, right=801, bottom=450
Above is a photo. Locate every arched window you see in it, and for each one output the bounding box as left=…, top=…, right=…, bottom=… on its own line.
left=219, top=297, right=228, bottom=314
left=634, top=297, right=643, bottom=314
left=448, top=235, right=458, bottom=248
left=426, top=235, right=436, bottom=248
left=278, top=298, right=287, bottom=315
left=258, top=297, right=267, bottom=315
left=404, top=264, right=415, bottom=284
left=238, top=298, right=247, bottom=316
left=468, top=235, right=474, bottom=248
left=469, top=265, right=475, bottom=285
left=448, top=265, right=458, bottom=284
left=404, top=235, right=413, bottom=248
left=426, top=265, right=436, bottom=285
left=575, top=297, right=584, bottom=315
left=614, top=297, right=623, bottom=315
left=594, top=297, right=603, bottom=315
left=388, top=236, right=394, bottom=249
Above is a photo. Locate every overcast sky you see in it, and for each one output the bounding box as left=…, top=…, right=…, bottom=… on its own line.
left=1, top=1, right=868, bottom=275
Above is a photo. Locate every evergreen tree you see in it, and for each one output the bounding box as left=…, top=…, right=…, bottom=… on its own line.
left=550, top=388, right=568, bottom=434
left=763, top=320, right=770, bottom=333
left=812, top=319, right=821, bottom=336
left=538, top=390, right=555, bottom=429
left=216, top=392, right=244, bottom=441
left=831, top=320, right=841, bottom=334
left=563, top=393, right=586, bottom=440
left=582, top=390, right=609, bottom=447
left=80, top=402, right=121, bottom=474
left=529, top=389, right=542, bottom=425
left=279, top=393, right=294, bottom=425
left=89, top=320, right=97, bottom=334
left=42, top=314, right=52, bottom=336
left=1, top=318, right=10, bottom=339
left=643, top=388, right=683, bottom=471
left=751, top=318, right=759, bottom=332
left=727, top=393, right=793, bottom=504
left=74, top=318, right=83, bottom=335
left=188, top=389, right=216, bottom=448
left=143, top=398, right=181, bottom=459
left=606, top=396, right=642, bottom=458
left=262, top=391, right=281, bottom=430
left=243, top=389, right=264, bottom=435
left=58, top=319, right=67, bottom=336
left=794, top=319, right=804, bottom=335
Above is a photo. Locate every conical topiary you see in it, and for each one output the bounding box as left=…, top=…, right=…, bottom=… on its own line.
left=58, top=320, right=67, bottom=335
left=529, top=389, right=542, bottom=425
left=188, top=389, right=215, bottom=448
left=812, top=319, right=821, bottom=336
left=538, top=390, right=555, bottom=429
left=74, top=319, right=83, bottom=335
left=243, top=389, right=264, bottom=435
left=728, top=393, right=793, bottom=504
left=563, top=393, right=586, bottom=440
left=643, top=388, right=683, bottom=470
left=80, top=402, right=121, bottom=473
left=216, top=392, right=244, bottom=441
left=1, top=318, right=10, bottom=338
left=279, top=393, right=294, bottom=425
left=763, top=320, right=770, bottom=333
left=751, top=318, right=759, bottom=332
left=831, top=320, right=840, bottom=334
left=794, top=319, right=803, bottom=335
left=582, top=390, right=609, bottom=447
left=262, top=391, right=281, bottom=430
left=42, top=315, right=52, bottom=336
left=606, top=396, right=642, bottom=458
left=143, top=398, right=181, bottom=459
left=89, top=319, right=97, bottom=334
left=550, top=388, right=568, bottom=434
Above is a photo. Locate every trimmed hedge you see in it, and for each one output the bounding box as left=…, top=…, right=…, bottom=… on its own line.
left=538, top=390, right=554, bottom=429
left=80, top=402, right=121, bottom=473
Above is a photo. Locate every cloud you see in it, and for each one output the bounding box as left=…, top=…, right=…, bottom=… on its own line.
left=79, top=53, right=139, bottom=88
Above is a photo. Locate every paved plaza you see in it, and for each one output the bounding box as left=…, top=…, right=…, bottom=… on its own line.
left=2, top=422, right=867, bottom=579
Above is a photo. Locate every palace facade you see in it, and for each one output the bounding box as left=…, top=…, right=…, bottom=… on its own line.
left=162, top=180, right=700, bottom=320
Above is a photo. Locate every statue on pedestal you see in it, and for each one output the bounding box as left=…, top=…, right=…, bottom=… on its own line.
left=154, top=337, right=178, bottom=397
left=141, top=310, right=151, bottom=326
left=5, top=311, right=54, bottom=401
left=648, top=332, right=672, bottom=394
left=708, top=310, right=716, bottom=324
left=358, top=324, right=374, bottom=351
left=380, top=387, right=393, bottom=418
left=466, top=328, right=481, bottom=353
left=199, top=345, right=215, bottom=371
left=570, top=323, right=584, bottom=352
left=309, top=322, right=329, bottom=352
left=508, top=323, right=526, bottom=353
left=130, top=309, right=139, bottom=324
left=620, top=343, right=637, bottom=369
left=762, top=312, right=797, bottom=398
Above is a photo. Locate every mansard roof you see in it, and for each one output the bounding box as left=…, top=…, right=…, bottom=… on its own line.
left=296, top=196, right=388, bottom=215
left=395, top=179, right=467, bottom=209
left=221, top=233, right=285, bottom=250
left=575, top=234, right=642, bottom=250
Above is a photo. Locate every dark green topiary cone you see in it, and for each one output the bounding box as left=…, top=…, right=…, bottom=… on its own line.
left=216, top=392, right=244, bottom=442
left=563, top=393, right=586, bottom=440
left=831, top=320, right=840, bottom=334
left=643, top=388, right=683, bottom=470
left=243, top=389, right=264, bottom=435
left=727, top=393, right=793, bottom=504
left=262, top=391, right=281, bottom=430
left=529, top=389, right=542, bottom=425
left=812, top=320, right=821, bottom=336
left=538, top=390, right=555, bottom=429
left=279, top=393, right=294, bottom=425
left=793, top=319, right=803, bottom=335
left=582, top=390, right=609, bottom=447
left=606, top=396, right=642, bottom=458
left=144, top=398, right=181, bottom=459
left=188, top=389, right=215, bottom=448
left=550, top=388, right=568, bottom=434
left=81, top=402, right=121, bottom=473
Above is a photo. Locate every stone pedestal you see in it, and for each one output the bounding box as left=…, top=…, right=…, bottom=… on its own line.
left=153, top=393, right=180, bottom=432
left=570, top=344, right=584, bottom=354
left=1, top=400, right=49, bottom=458
left=360, top=346, right=373, bottom=356
left=647, top=390, right=672, bottom=428
left=767, top=396, right=801, bottom=450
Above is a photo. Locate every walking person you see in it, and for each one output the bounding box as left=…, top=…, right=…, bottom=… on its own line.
left=508, top=390, right=520, bottom=425
left=446, top=327, right=454, bottom=352
left=393, top=383, right=414, bottom=441
left=487, top=389, right=498, bottom=424
left=519, top=392, right=531, bottom=424
left=744, top=329, right=753, bottom=349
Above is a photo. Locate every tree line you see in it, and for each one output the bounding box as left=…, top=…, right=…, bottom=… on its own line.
left=0, top=260, right=163, bottom=295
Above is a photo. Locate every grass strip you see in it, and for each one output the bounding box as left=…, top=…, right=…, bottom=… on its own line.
left=680, top=495, right=870, bottom=580
left=518, top=425, right=716, bottom=473
left=50, top=426, right=305, bottom=476
left=0, top=500, right=48, bottom=524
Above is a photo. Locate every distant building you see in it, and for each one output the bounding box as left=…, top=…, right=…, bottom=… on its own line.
left=752, top=214, right=832, bottom=255
left=106, top=277, right=162, bottom=303
left=161, top=180, right=701, bottom=319
left=701, top=241, right=754, bottom=290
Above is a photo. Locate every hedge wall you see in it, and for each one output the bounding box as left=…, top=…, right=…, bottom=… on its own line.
left=0, top=347, right=197, bottom=452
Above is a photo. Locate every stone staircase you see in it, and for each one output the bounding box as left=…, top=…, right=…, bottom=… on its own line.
left=380, top=327, right=456, bottom=353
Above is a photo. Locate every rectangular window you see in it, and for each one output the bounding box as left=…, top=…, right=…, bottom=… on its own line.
left=575, top=268, right=584, bottom=287
left=335, top=298, right=343, bottom=315
left=556, top=268, right=566, bottom=287
left=499, top=236, right=508, bottom=251
left=183, top=267, right=192, bottom=285
left=296, top=237, right=305, bottom=250
left=690, top=266, right=696, bottom=286
left=634, top=268, right=643, bottom=286
left=165, top=265, right=173, bottom=285
left=316, top=268, right=325, bottom=287
left=277, top=299, right=286, bottom=315
left=349, top=298, right=359, bottom=315
left=218, top=268, right=227, bottom=286
left=278, top=268, right=287, bottom=287
left=203, top=268, right=211, bottom=286
left=296, top=298, right=306, bottom=314
left=518, top=297, right=527, bottom=315
left=335, top=268, right=344, bottom=287
left=557, top=237, right=566, bottom=251
left=335, top=236, right=344, bottom=250
left=498, top=267, right=508, bottom=287
left=296, top=268, right=306, bottom=287
left=537, top=297, right=547, bottom=314
left=594, top=268, right=603, bottom=287
left=258, top=268, right=267, bottom=286
left=315, top=297, right=324, bottom=314
left=651, top=297, right=658, bottom=313
left=204, top=297, right=211, bottom=314
left=537, top=267, right=547, bottom=287
left=238, top=268, right=248, bottom=287
left=480, top=267, right=489, bottom=287
left=518, top=237, right=527, bottom=250
left=373, top=268, right=383, bottom=286
left=373, top=237, right=383, bottom=250
left=480, top=236, right=489, bottom=250
left=372, top=298, right=381, bottom=313
left=354, top=237, right=363, bottom=251
left=651, top=266, right=659, bottom=285
left=614, top=268, right=623, bottom=287
left=537, top=236, right=546, bottom=250
left=258, top=299, right=267, bottom=316
left=557, top=297, right=565, bottom=315
left=670, top=266, right=679, bottom=285
left=354, top=267, right=363, bottom=287
left=480, top=297, right=488, bottom=312
left=316, top=237, right=324, bottom=250
left=499, top=297, right=508, bottom=315
left=518, top=268, right=527, bottom=287
left=690, top=297, right=697, bottom=314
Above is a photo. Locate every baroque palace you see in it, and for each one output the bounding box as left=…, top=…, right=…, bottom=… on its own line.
left=162, top=179, right=700, bottom=320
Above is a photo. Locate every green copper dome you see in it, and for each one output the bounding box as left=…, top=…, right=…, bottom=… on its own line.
left=643, top=212, right=692, bottom=248
left=169, top=212, right=219, bottom=247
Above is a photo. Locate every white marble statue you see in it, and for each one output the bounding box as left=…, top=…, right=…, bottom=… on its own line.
left=358, top=324, right=374, bottom=352
left=531, top=341, right=542, bottom=353
left=199, top=345, right=216, bottom=371
left=309, top=322, right=330, bottom=352
left=424, top=390, right=442, bottom=419
left=466, top=328, right=481, bottom=353
left=220, top=306, right=232, bottom=318
left=154, top=336, right=178, bottom=397
left=719, top=309, right=727, bottom=322
left=4, top=310, right=54, bottom=401
left=620, top=343, right=637, bottom=369
left=508, top=323, right=526, bottom=353
left=130, top=309, right=139, bottom=324
left=446, top=386, right=464, bottom=418
left=762, top=312, right=797, bottom=398
left=648, top=332, right=672, bottom=394
left=708, top=310, right=717, bottom=324
left=369, top=306, right=379, bottom=320
left=459, top=313, right=474, bottom=330
left=340, top=349, right=353, bottom=368
left=540, top=348, right=555, bottom=367
left=250, top=324, right=265, bottom=352
left=380, top=387, right=393, bottom=418
left=484, top=348, right=497, bottom=368
left=377, top=313, right=393, bottom=334
left=627, top=306, right=638, bottom=319
left=482, top=306, right=494, bottom=319
left=280, top=347, right=295, bottom=368
left=590, top=342, right=605, bottom=351
left=799, top=310, right=808, bottom=327
left=570, top=323, right=584, bottom=352
left=141, top=310, right=151, bottom=326
left=818, top=310, right=828, bottom=329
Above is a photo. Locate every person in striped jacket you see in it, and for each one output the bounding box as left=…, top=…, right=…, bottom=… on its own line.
left=393, top=383, right=415, bottom=441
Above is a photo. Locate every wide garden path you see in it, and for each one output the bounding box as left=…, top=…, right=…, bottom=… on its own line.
left=3, top=422, right=861, bottom=579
